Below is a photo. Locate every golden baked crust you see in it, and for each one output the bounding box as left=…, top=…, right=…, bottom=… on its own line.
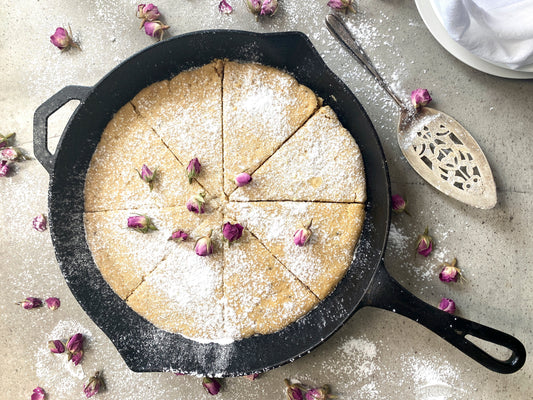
left=230, top=106, right=366, bottom=203
left=222, top=61, right=319, bottom=195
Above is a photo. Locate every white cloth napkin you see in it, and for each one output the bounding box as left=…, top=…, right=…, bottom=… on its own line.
left=433, top=0, right=533, bottom=69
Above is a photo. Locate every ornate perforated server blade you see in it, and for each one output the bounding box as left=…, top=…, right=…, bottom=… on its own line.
left=398, top=107, right=497, bottom=209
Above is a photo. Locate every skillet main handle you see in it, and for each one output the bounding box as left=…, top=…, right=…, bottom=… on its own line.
left=362, top=262, right=526, bottom=374
left=33, top=85, right=91, bottom=174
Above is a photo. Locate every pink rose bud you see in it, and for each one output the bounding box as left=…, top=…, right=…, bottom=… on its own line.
left=50, top=26, right=79, bottom=51
left=416, top=227, right=433, bottom=257
left=18, top=297, right=43, bottom=309
left=144, top=20, right=169, bottom=41
left=285, top=380, right=304, bottom=400
left=294, top=220, right=312, bottom=247
left=70, top=350, right=84, bottom=366
left=33, top=214, right=47, bottom=232
left=187, top=158, right=201, bottom=184
left=438, top=298, right=456, bottom=314
left=31, top=387, right=46, bottom=400
left=45, top=297, right=61, bottom=310
left=439, top=258, right=461, bottom=283
left=0, top=160, right=9, bottom=177
left=410, top=88, right=432, bottom=111
left=327, top=0, right=356, bottom=14
left=219, top=0, right=233, bottom=14
left=234, top=172, right=252, bottom=187
left=169, top=230, right=188, bottom=242
left=137, top=4, right=161, bottom=23
left=245, top=0, right=262, bottom=16
left=244, top=373, right=259, bottom=381
left=84, top=371, right=105, bottom=398
left=391, top=194, right=408, bottom=214
left=66, top=333, right=84, bottom=354
left=202, top=377, right=221, bottom=395
left=260, top=0, right=278, bottom=16
left=195, top=231, right=213, bottom=257
left=222, top=222, right=244, bottom=243
left=48, top=339, right=66, bottom=354
left=305, top=385, right=333, bottom=400
left=127, top=215, right=158, bottom=233
left=1, top=147, right=20, bottom=161
left=137, top=164, right=157, bottom=191
left=186, top=192, right=206, bottom=214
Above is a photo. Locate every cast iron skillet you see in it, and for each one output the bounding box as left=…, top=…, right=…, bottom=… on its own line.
left=33, top=30, right=525, bottom=376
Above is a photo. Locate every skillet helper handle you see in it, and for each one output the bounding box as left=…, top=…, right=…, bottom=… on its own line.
left=362, top=262, right=526, bottom=374
left=33, top=85, right=91, bottom=174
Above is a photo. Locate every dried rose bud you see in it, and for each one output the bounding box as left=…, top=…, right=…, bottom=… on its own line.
left=45, top=297, right=61, bottom=310
left=294, top=220, right=312, bottom=247
left=305, top=385, right=334, bottom=400
left=48, top=339, right=65, bottom=354
left=84, top=371, right=105, bottom=398
left=31, top=387, right=46, bottom=400
left=202, top=377, right=221, bottom=395
left=187, top=158, right=201, bottom=184
left=186, top=192, right=206, bottom=214
left=245, top=0, right=262, bottom=16
left=18, top=297, right=42, bottom=309
left=391, top=194, right=408, bottom=214
left=1, top=147, right=21, bottom=161
left=284, top=379, right=304, bottom=400
left=234, top=172, right=252, bottom=187
left=137, top=3, right=161, bottom=27
left=222, top=222, right=244, bottom=244
left=127, top=215, right=158, bottom=233
left=416, top=227, right=433, bottom=257
left=244, top=373, right=259, bottom=381
left=136, top=164, right=157, bottom=191
left=67, top=333, right=84, bottom=353
left=33, top=214, right=48, bottom=232
left=169, top=230, right=188, bottom=242
left=411, top=88, right=432, bottom=111
left=0, top=160, right=9, bottom=177
left=0, top=132, right=15, bottom=149
left=144, top=20, right=169, bottom=41
left=219, top=0, right=233, bottom=14
left=439, top=258, right=461, bottom=283
left=195, top=231, right=213, bottom=257
left=260, top=0, right=278, bottom=16
left=327, top=0, right=356, bottom=14
left=70, top=350, right=84, bottom=366
left=50, top=26, right=79, bottom=51
left=438, top=298, right=456, bottom=314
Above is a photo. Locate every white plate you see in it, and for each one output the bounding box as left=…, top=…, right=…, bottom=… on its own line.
left=414, top=0, right=533, bottom=79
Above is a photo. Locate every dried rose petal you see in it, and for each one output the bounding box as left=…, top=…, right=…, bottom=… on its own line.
left=144, top=20, right=169, bottom=41
left=169, top=230, right=188, bottom=242
left=438, top=298, right=456, bottom=314
left=416, top=227, right=433, bottom=257
left=84, top=371, right=105, bottom=398
left=411, top=88, right=432, bottom=110
left=187, top=158, right=201, bottom=183
left=127, top=215, right=158, bottom=233
left=439, top=258, right=461, bottom=283
left=234, top=172, right=252, bottom=187
left=285, top=379, right=304, bottom=400
left=18, top=297, right=42, bottom=309
left=50, top=26, right=79, bottom=51
left=32, top=214, right=47, bottom=232
left=45, top=297, right=61, bottom=310
left=48, top=339, right=65, bottom=354
left=244, top=373, right=259, bottom=381
left=219, top=0, right=233, bottom=14
left=327, top=0, right=356, bottom=14
left=0, top=160, right=9, bottom=177
left=294, top=220, right=312, bottom=247
left=222, top=222, right=244, bottom=244
left=391, top=194, right=407, bottom=214
left=31, top=387, right=46, bottom=400
left=195, top=231, right=213, bottom=257
left=260, top=0, right=278, bottom=16
left=137, top=164, right=157, bottom=191
left=202, top=377, right=221, bottom=395
left=186, top=193, right=206, bottom=214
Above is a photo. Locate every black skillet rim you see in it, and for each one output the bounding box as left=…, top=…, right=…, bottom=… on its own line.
left=45, top=29, right=391, bottom=376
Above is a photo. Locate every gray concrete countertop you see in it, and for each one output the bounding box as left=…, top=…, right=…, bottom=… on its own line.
left=1, top=1, right=531, bottom=399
